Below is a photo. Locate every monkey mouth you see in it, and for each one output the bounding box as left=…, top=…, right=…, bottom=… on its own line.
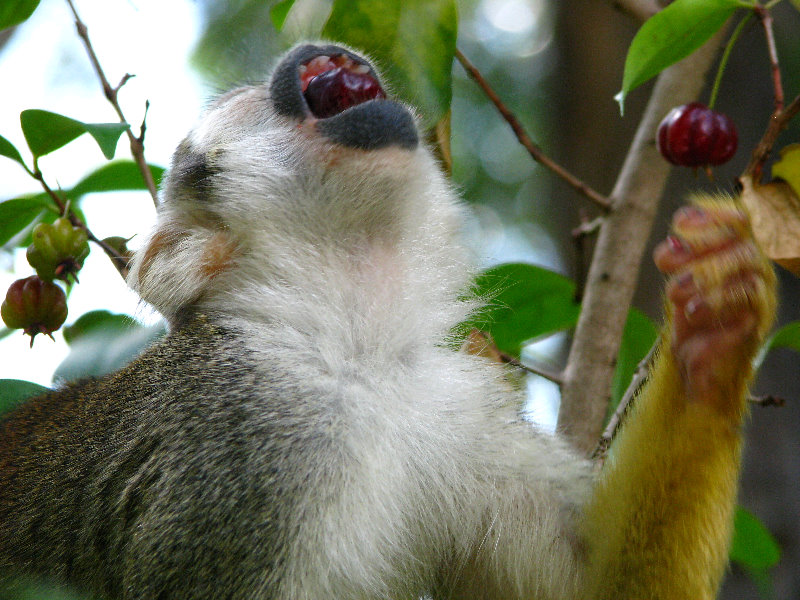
left=270, top=43, right=418, bottom=150
left=299, top=54, right=387, bottom=120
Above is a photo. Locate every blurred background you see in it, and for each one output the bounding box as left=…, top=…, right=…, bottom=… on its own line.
left=0, top=0, right=798, bottom=597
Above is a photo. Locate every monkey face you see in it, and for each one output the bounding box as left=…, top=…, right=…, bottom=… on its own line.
left=162, top=43, right=431, bottom=226
left=129, top=44, right=467, bottom=325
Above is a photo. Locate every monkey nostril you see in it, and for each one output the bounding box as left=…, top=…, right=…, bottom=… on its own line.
left=300, top=55, right=386, bottom=119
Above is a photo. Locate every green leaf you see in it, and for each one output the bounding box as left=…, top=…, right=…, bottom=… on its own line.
left=466, top=263, right=580, bottom=358
left=82, top=122, right=130, bottom=159
left=270, top=0, right=296, bottom=30
left=20, top=110, right=129, bottom=159
left=0, top=577, right=89, bottom=600
left=0, top=196, right=50, bottom=246
left=20, top=110, right=86, bottom=158
left=0, top=133, right=27, bottom=168
left=772, top=143, right=800, bottom=201
left=756, top=320, right=800, bottom=370
left=764, top=321, right=800, bottom=353
left=70, top=160, right=165, bottom=197
left=790, top=0, right=800, bottom=11
left=0, top=0, right=40, bottom=30
left=730, top=507, right=781, bottom=570
left=0, top=379, right=49, bottom=416
left=322, top=0, right=457, bottom=127
left=55, top=311, right=165, bottom=382
left=62, top=310, right=139, bottom=345
left=616, top=0, right=742, bottom=112
left=610, top=309, right=658, bottom=410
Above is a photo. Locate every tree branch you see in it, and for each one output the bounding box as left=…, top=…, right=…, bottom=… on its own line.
left=455, top=48, right=612, bottom=212
left=742, top=91, right=800, bottom=183
left=592, top=338, right=660, bottom=461
left=65, top=0, right=159, bottom=208
left=557, top=30, right=730, bottom=455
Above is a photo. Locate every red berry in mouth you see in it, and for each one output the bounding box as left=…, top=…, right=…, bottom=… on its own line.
left=302, top=58, right=385, bottom=119
left=657, top=103, right=738, bottom=167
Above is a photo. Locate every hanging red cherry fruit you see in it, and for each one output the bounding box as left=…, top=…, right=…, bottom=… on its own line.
left=657, top=103, right=738, bottom=167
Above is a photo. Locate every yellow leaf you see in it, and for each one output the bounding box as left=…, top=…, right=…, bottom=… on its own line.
left=772, top=143, right=800, bottom=200
left=741, top=176, right=800, bottom=276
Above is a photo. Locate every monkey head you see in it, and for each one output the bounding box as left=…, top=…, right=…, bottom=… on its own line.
left=128, top=43, right=471, bottom=327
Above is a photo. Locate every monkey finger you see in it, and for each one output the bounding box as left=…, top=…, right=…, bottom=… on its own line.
left=666, top=271, right=698, bottom=306
left=654, top=236, right=694, bottom=274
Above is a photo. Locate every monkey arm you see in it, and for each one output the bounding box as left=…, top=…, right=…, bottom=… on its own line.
left=577, top=197, right=776, bottom=599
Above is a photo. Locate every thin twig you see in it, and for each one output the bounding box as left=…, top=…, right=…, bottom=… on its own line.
left=708, top=12, right=753, bottom=110
left=754, top=5, right=784, bottom=114
left=85, top=230, right=130, bottom=278
left=464, top=329, right=564, bottom=385
left=592, top=338, right=660, bottom=461
left=65, top=0, right=159, bottom=207
left=742, top=92, right=800, bottom=182
left=749, top=394, right=786, bottom=407
left=31, top=161, right=130, bottom=278
left=571, top=215, right=604, bottom=238
left=455, top=48, right=612, bottom=212
left=500, top=351, right=564, bottom=386
left=31, top=165, right=67, bottom=213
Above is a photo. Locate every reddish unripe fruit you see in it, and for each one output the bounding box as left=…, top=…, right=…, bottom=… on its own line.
left=1, top=276, right=68, bottom=346
left=657, top=103, right=738, bottom=167
left=303, top=67, right=386, bottom=119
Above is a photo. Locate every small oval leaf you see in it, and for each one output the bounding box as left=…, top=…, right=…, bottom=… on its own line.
left=270, top=0, right=296, bottom=30
left=610, top=309, right=658, bottom=409
left=0, top=196, right=50, bottom=246
left=20, top=109, right=86, bottom=158
left=20, top=110, right=129, bottom=159
left=730, top=507, right=781, bottom=570
left=0, top=0, right=40, bottom=30
left=55, top=311, right=165, bottom=382
left=82, top=122, right=130, bottom=160
left=71, top=160, right=165, bottom=197
left=0, top=133, right=27, bottom=168
left=772, top=143, right=800, bottom=200
left=617, top=0, right=741, bottom=111
left=0, top=379, right=49, bottom=416
left=465, top=263, right=580, bottom=358
left=764, top=321, right=800, bottom=353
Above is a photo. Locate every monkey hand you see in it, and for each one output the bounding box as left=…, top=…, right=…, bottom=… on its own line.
left=653, top=197, right=776, bottom=410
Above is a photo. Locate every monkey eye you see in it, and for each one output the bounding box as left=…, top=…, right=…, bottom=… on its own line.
left=300, top=54, right=386, bottom=119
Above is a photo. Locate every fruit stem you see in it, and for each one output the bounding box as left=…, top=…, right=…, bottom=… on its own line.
left=754, top=4, right=784, bottom=113
left=708, top=12, right=753, bottom=110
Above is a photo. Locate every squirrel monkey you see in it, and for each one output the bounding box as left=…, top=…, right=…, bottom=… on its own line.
left=0, top=43, right=776, bottom=599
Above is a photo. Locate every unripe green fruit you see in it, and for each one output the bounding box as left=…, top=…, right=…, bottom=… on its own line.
left=27, top=217, right=90, bottom=283
left=1, top=275, right=68, bottom=345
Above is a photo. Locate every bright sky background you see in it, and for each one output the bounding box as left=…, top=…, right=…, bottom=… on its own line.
left=0, top=0, right=206, bottom=385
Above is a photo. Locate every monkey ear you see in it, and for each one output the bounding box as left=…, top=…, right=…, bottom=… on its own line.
left=128, top=219, right=237, bottom=324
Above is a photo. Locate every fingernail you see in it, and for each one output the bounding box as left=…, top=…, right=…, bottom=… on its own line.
left=668, top=236, right=688, bottom=252
left=678, top=206, right=707, bottom=220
